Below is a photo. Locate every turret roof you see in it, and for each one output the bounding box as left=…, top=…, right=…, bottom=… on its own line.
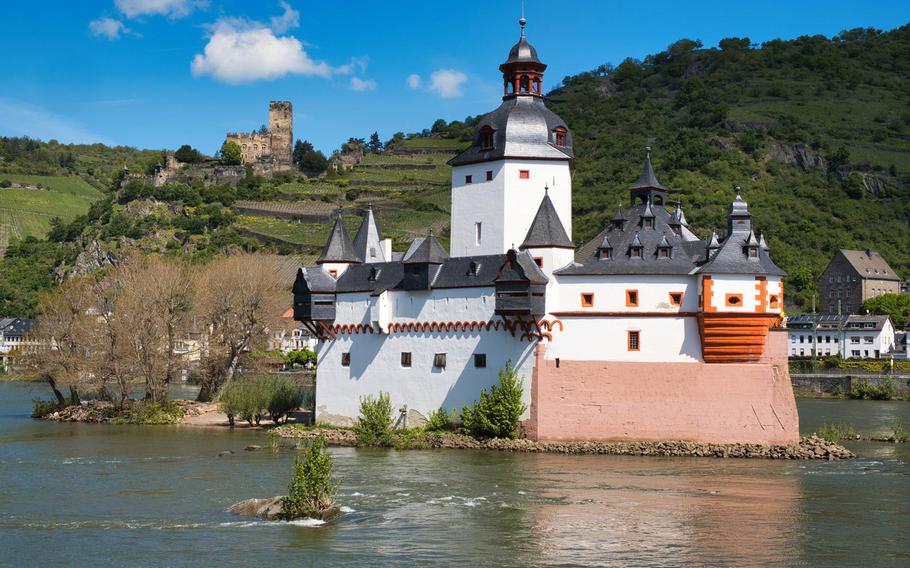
left=520, top=191, right=574, bottom=249
left=317, top=213, right=362, bottom=264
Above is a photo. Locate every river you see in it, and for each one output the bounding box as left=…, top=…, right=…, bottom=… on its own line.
left=1, top=381, right=908, bottom=567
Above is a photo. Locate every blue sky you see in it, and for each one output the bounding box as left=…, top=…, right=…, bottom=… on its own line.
left=0, top=1, right=907, bottom=155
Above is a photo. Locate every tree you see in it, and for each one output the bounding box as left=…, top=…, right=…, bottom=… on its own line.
left=430, top=119, right=447, bottom=134
left=293, top=139, right=314, bottom=164
left=174, top=144, right=203, bottom=163
left=193, top=254, right=284, bottom=401
left=367, top=131, right=383, bottom=153
left=298, top=148, right=329, bottom=176
left=862, top=293, right=910, bottom=328
left=220, top=141, right=242, bottom=165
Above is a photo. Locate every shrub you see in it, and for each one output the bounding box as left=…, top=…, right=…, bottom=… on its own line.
left=816, top=423, right=858, bottom=442
left=850, top=378, right=895, bottom=400
left=354, top=392, right=393, bottom=446
left=461, top=361, right=528, bottom=439
left=125, top=400, right=185, bottom=424
left=267, top=377, right=305, bottom=425
left=32, top=398, right=65, bottom=418
left=0, top=179, right=11, bottom=188
left=282, top=435, right=339, bottom=520
left=425, top=408, right=455, bottom=432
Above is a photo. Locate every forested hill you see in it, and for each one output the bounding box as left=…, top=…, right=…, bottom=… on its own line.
left=541, top=24, right=910, bottom=308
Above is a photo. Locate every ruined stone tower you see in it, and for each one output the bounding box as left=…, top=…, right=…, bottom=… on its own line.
left=268, top=101, right=293, bottom=166
left=225, top=100, right=293, bottom=167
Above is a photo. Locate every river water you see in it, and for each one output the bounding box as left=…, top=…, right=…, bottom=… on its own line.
left=1, top=381, right=908, bottom=567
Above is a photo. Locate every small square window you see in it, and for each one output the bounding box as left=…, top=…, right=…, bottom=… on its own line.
left=725, top=294, right=743, bottom=307
left=581, top=293, right=594, bottom=308
left=626, top=290, right=638, bottom=307
left=533, top=257, right=543, bottom=268
left=474, top=353, right=487, bottom=368
left=401, top=352, right=412, bottom=367
left=465, top=175, right=472, bottom=184
left=434, top=353, right=447, bottom=368
left=519, top=170, right=530, bottom=179
left=669, top=292, right=683, bottom=306
left=628, top=330, right=640, bottom=351
left=769, top=294, right=779, bottom=308
left=328, top=269, right=338, bottom=278
left=341, top=352, right=350, bottom=367
left=486, top=170, right=493, bottom=181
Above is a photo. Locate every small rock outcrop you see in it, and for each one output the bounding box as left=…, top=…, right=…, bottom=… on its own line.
left=228, top=497, right=340, bottom=522
left=766, top=142, right=828, bottom=172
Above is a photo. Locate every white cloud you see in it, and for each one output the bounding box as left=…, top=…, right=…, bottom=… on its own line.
left=191, top=19, right=333, bottom=84
left=89, top=17, right=128, bottom=40
left=270, top=1, right=299, bottom=33
left=350, top=77, right=376, bottom=91
left=114, top=0, right=199, bottom=19
left=336, top=56, right=369, bottom=76
left=407, top=73, right=421, bottom=89
left=0, top=99, right=111, bottom=145
left=428, top=69, right=468, bottom=98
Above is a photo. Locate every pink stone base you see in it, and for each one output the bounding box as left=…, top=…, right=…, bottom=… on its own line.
left=526, top=330, right=799, bottom=445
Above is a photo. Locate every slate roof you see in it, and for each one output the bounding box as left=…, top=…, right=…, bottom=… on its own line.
left=448, top=96, right=573, bottom=166
left=837, top=249, right=901, bottom=282
left=501, top=21, right=544, bottom=68
left=0, top=317, right=34, bottom=337
left=402, top=234, right=448, bottom=264
left=352, top=207, right=385, bottom=263
left=317, top=250, right=547, bottom=294
left=562, top=203, right=707, bottom=276
left=630, top=155, right=666, bottom=191
left=520, top=192, right=573, bottom=249
left=845, top=314, right=892, bottom=331
left=317, top=214, right=362, bottom=264
left=695, top=195, right=786, bottom=277
left=293, top=266, right=338, bottom=294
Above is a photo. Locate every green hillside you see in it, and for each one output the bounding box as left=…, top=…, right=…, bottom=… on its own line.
left=3, top=24, right=910, bottom=317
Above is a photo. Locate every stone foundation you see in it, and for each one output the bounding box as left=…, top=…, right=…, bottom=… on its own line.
left=527, top=330, right=799, bottom=445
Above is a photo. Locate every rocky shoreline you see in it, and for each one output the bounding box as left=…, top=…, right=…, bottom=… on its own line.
left=39, top=399, right=215, bottom=424
left=274, top=427, right=855, bottom=460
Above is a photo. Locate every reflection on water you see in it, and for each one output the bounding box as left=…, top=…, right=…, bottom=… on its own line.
left=1, top=382, right=908, bottom=567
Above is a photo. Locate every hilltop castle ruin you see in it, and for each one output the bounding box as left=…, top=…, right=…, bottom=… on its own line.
left=225, top=101, right=293, bottom=167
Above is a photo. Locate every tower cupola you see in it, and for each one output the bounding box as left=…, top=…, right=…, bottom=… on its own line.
left=499, top=17, right=547, bottom=97
left=630, top=147, right=668, bottom=206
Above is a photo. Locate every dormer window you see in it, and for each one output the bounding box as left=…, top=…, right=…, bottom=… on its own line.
left=467, top=261, right=480, bottom=276
left=630, top=246, right=643, bottom=259
left=480, top=126, right=494, bottom=150
left=599, top=247, right=612, bottom=260
left=368, top=267, right=379, bottom=281
left=745, top=246, right=759, bottom=258
left=611, top=218, right=624, bottom=230
left=643, top=218, right=653, bottom=229
left=554, top=127, right=567, bottom=147
left=658, top=246, right=670, bottom=258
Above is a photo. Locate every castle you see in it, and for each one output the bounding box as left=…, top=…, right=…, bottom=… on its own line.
left=293, top=19, right=799, bottom=444
left=225, top=101, right=293, bottom=166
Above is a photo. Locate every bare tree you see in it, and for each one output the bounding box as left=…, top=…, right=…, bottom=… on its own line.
left=27, top=278, right=97, bottom=405
left=88, top=271, right=133, bottom=408
left=194, top=254, right=285, bottom=401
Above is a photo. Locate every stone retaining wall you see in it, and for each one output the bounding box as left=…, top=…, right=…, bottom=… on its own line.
left=791, top=374, right=910, bottom=396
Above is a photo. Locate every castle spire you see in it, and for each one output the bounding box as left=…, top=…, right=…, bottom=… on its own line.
left=318, top=210, right=362, bottom=264
left=630, top=146, right=667, bottom=205
left=353, top=204, right=385, bottom=263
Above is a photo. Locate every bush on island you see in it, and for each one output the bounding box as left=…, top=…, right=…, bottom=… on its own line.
left=282, top=434, right=340, bottom=521
left=461, top=361, right=527, bottom=439
left=354, top=392, right=393, bottom=446
left=219, top=376, right=307, bottom=427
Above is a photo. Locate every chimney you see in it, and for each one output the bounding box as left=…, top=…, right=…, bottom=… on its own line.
left=381, top=238, right=392, bottom=261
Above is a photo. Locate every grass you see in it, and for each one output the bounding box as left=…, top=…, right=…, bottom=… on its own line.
left=0, top=175, right=103, bottom=239
left=392, top=137, right=467, bottom=149
left=816, top=423, right=859, bottom=443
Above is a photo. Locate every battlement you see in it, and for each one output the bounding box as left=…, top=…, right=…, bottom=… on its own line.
left=224, top=100, right=293, bottom=166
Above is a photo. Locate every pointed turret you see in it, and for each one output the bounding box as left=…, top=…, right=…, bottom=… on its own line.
left=499, top=16, right=547, bottom=97
left=611, top=204, right=625, bottom=230
left=317, top=212, right=362, bottom=264
left=403, top=232, right=448, bottom=265
left=520, top=189, right=573, bottom=249
left=669, top=202, right=688, bottom=227
left=759, top=233, right=769, bottom=250
left=630, top=147, right=667, bottom=205
left=744, top=228, right=760, bottom=247
left=353, top=205, right=385, bottom=263
left=597, top=234, right=613, bottom=260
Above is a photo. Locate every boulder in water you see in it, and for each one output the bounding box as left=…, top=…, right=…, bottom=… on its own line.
left=228, top=497, right=341, bottom=522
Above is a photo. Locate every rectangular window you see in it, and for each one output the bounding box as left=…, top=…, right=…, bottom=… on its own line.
left=625, top=290, right=638, bottom=307
left=328, top=269, right=338, bottom=278
left=769, top=294, right=779, bottom=309
left=725, top=293, right=743, bottom=307
left=519, top=169, right=530, bottom=179
left=533, top=257, right=543, bottom=268
left=475, top=222, right=482, bottom=245
left=465, top=174, right=472, bottom=184
left=341, top=352, right=350, bottom=367
left=474, top=353, right=487, bottom=368
left=864, top=336, right=874, bottom=343
left=850, top=336, right=860, bottom=344
left=669, top=292, right=683, bottom=306
left=486, top=170, right=493, bottom=181
left=851, top=350, right=860, bottom=357
left=401, top=352, right=412, bottom=367
left=581, top=293, right=594, bottom=308
left=627, top=330, right=640, bottom=351
left=369, top=247, right=376, bottom=258
left=434, top=353, right=447, bottom=368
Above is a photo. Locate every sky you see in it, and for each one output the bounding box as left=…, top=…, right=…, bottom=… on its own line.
left=0, top=0, right=907, bottom=155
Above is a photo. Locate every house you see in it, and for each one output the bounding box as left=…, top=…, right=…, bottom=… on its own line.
left=0, top=317, right=35, bottom=371
left=818, top=249, right=901, bottom=314
left=292, top=18, right=797, bottom=445
left=786, top=314, right=896, bottom=358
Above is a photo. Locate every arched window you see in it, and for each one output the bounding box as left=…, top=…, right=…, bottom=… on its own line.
left=480, top=126, right=494, bottom=150
left=519, top=75, right=530, bottom=93
left=533, top=77, right=541, bottom=93
left=554, top=127, right=567, bottom=147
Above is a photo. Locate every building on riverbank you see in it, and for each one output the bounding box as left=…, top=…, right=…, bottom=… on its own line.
left=293, top=18, right=797, bottom=445
left=817, top=249, right=902, bottom=315
left=786, top=314, right=897, bottom=359
left=0, top=317, right=35, bottom=371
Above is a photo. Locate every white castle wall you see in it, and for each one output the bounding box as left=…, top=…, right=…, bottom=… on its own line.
left=552, top=274, right=700, bottom=312
left=546, top=316, right=702, bottom=362
left=450, top=159, right=572, bottom=256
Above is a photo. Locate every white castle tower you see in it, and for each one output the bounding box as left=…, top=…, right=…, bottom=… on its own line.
left=448, top=17, right=574, bottom=257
